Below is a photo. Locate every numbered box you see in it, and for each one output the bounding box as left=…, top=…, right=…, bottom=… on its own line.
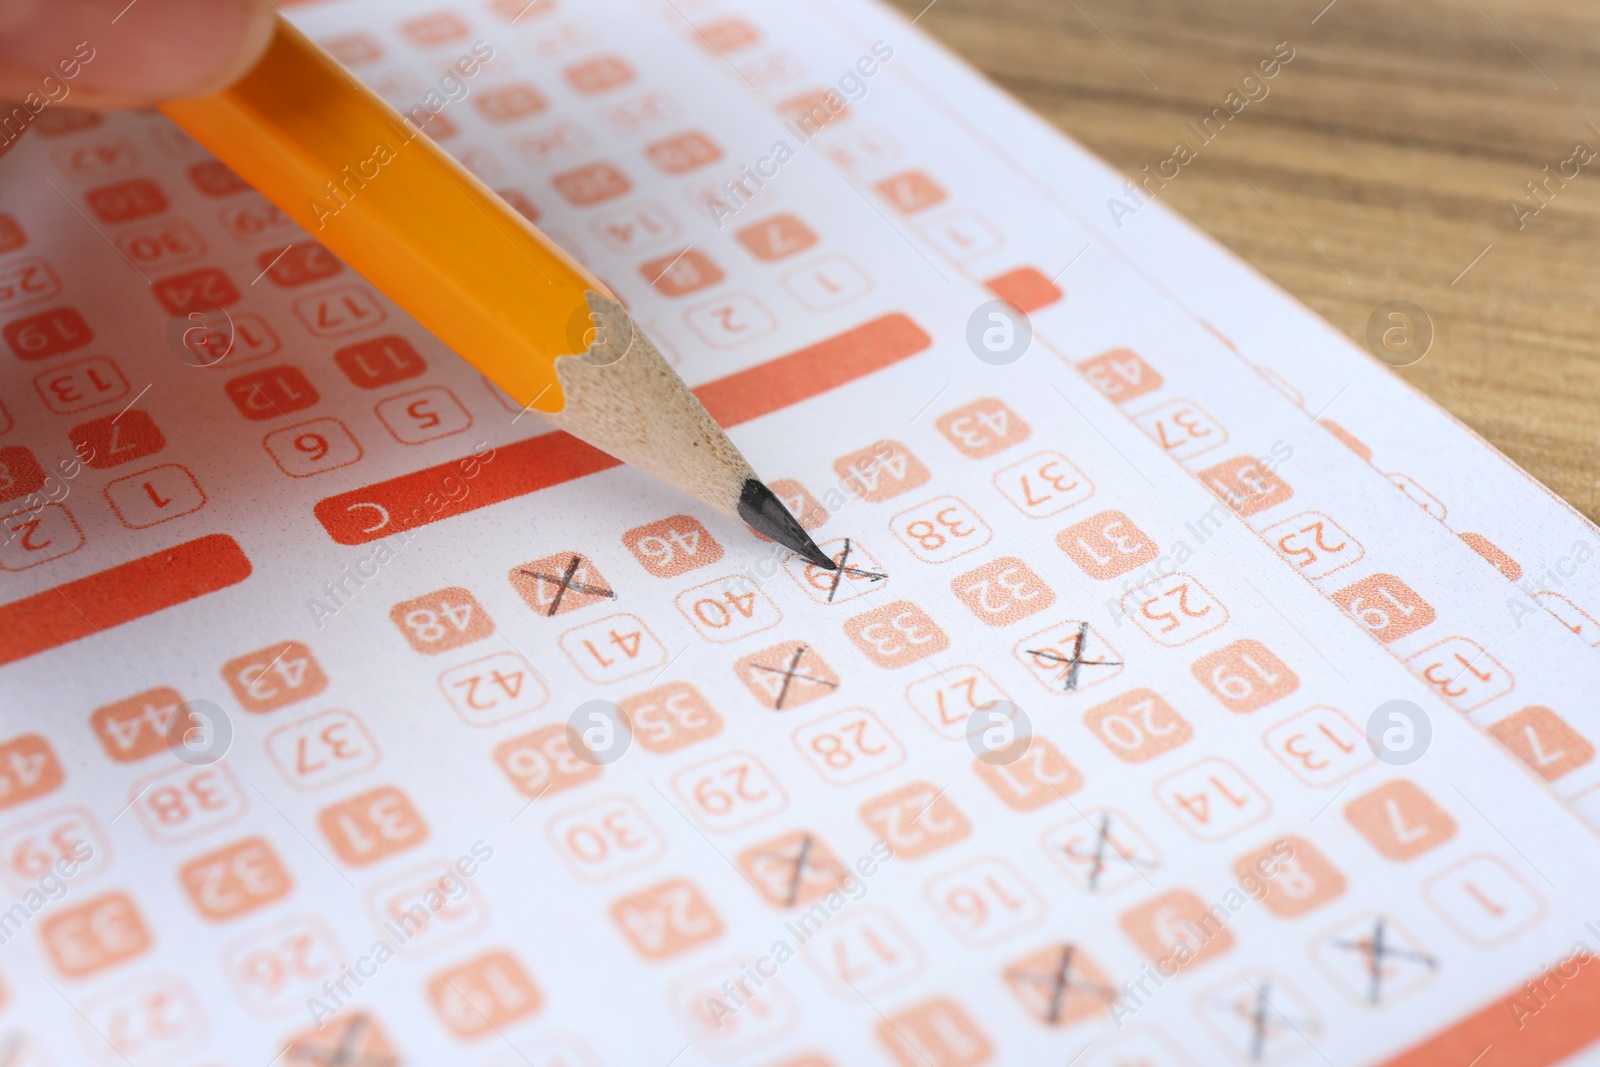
left=1084, top=688, right=1192, bottom=763
left=738, top=830, right=850, bottom=907
left=218, top=640, right=323, bottom=715
left=935, top=398, right=1029, bottom=459
left=1014, top=619, right=1124, bottom=694
left=1488, top=705, right=1593, bottom=781
left=4, top=305, right=93, bottom=361
left=1407, top=637, right=1514, bottom=713
left=151, top=265, right=240, bottom=314
left=925, top=856, right=1046, bottom=947
left=115, top=218, right=206, bottom=272
left=619, top=682, right=721, bottom=754
left=511, top=551, right=617, bottom=617
left=40, top=891, right=150, bottom=976
left=85, top=177, right=168, bottom=223
left=646, top=130, right=721, bottom=174
left=292, top=285, right=387, bottom=337
left=224, top=365, right=318, bottom=421
left=281, top=1013, right=395, bottom=1067
left=1423, top=855, right=1545, bottom=946
left=642, top=247, right=723, bottom=296
left=494, top=724, right=601, bottom=801
left=1233, top=835, right=1346, bottom=918
left=0, top=805, right=109, bottom=894
left=889, top=496, right=992, bottom=564
left=559, top=612, right=667, bottom=683
left=565, top=54, right=635, bottom=93
left=1263, top=706, right=1372, bottom=786
left=622, top=514, right=722, bottom=577
left=70, top=409, right=165, bottom=467
left=1134, top=398, right=1228, bottom=460
left=973, top=737, right=1083, bottom=811
left=376, top=386, right=472, bottom=444
left=1190, top=639, right=1298, bottom=714
left=1, top=741, right=69, bottom=836
left=917, top=207, right=1001, bottom=261
left=951, top=556, right=1054, bottom=627
left=547, top=795, right=664, bottom=881
left=473, top=82, right=548, bottom=123
left=860, top=782, right=971, bottom=859
left=672, top=750, right=787, bottom=832
left=1333, top=573, right=1437, bottom=644
left=91, top=686, right=189, bottom=762
left=684, top=292, right=778, bottom=348
left=1002, top=942, right=1116, bottom=1025
left=317, top=786, right=428, bottom=866
left=81, top=972, right=209, bottom=1065
left=0, top=491, right=66, bottom=557
left=265, top=710, right=380, bottom=791
left=610, top=878, right=724, bottom=959
left=131, top=762, right=247, bottom=842
left=1078, top=348, right=1163, bottom=404
left=427, top=950, right=542, bottom=1037
left=438, top=652, right=549, bottom=727
left=735, top=640, right=839, bottom=711
left=188, top=158, right=248, bottom=197
left=258, top=242, right=342, bottom=288
left=222, top=915, right=344, bottom=1017
left=391, top=587, right=494, bottom=654
left=1313, top=912, right=1437, bottom=1005
left=34, top=355, right=127, bottom=414
left=781, top=255, right=872, bottom=310
left=222, top=916, right=344, bottom=1019
left=669, top=957, right=797, bottom=1056
left=992, top=447, right=1094, bottom=518
left=1343, top=780, right=1456, bottom=861
left=1154, top=758, right=1270, bottom=841
left=905, top=665, right=1010, bottom=740
left=184, top=310, right=280, bottom=367
left=876, top=998, right=990, bottom=1067
left=1058, top=509, right=1158, bottom=580
left=793, top=708, right=904, bottom=786
left=222, top=195, right=299, bottom=245
left=1198, top=454, right=1294, bottom=517
left=1264, top=511, right=1364, bottom=579
left=589, top=199, right=681, bottom=254
left=179, top=836, right=293, bottom=921
left=736, top=213, right=817, bottom=261
left=785, top=537, right=888, bottom=604
left=845, top=600, right=949, bottom=669
left=366, top=861, right=490, bottom=954
left=1122, top=573, right=1228, bottom=646
left=1118, top=888, right=1235, bottom=971
left=797, top=909, right=922, bottom=1003
left=50, top=135, right=139, bottom=180
left=768, top=478, right=829, bottom=530
left=676, top=574, right=781, bottom=643
left=1043, top=808, right=1160, bottom=893
left=835, top=441, right=929, bottom=503
left=874, top=170, right=946, bottom=214
left=104, top=463, right=205, bottom=528
left=333, top=334, right=426, bottom=389
left=264, top=417, right=362, bottom=478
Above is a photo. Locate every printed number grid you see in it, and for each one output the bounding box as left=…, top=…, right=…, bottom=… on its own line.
left=0, top=1, right=1597, bottom=1066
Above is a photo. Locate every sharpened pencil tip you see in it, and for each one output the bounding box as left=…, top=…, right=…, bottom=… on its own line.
left=737, top=478, right=837, bottom=570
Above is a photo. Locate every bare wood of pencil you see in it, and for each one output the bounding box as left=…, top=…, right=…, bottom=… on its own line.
left=551, top=296, right=838, bottom=572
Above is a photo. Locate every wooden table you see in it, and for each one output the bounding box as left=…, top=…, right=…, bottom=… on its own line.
left=887, top=0, right=1600, bottom=521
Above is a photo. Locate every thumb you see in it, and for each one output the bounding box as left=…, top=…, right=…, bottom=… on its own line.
left=0, top=0, right=276, bottom=108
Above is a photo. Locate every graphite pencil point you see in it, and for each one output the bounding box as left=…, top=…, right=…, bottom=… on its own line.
left=736, top=478, right=838, bottom=570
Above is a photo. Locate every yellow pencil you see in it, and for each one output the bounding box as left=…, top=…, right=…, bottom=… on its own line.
left=160, top=14, right=835, bottom=568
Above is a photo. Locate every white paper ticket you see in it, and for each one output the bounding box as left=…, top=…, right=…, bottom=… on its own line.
left=3, top=0, right=1600, bottom=1064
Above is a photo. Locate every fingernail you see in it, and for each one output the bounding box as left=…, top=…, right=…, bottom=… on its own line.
left=0, top=0, right=276, bottom=107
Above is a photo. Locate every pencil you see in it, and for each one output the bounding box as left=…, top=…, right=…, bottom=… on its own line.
left=160, top=15, right=836, bottom=570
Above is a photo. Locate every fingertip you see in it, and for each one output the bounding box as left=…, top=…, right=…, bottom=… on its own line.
left=0, top=0, right=278, bottom=108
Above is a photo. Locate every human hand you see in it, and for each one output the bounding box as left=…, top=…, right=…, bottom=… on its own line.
left=0, top=0, right=274, bottom=155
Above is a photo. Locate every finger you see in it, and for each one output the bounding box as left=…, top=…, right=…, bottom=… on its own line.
left=0, top=0, right=276, bottom=109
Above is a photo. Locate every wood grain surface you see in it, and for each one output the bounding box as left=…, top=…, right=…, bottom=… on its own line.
left=886, top=0, right=1600, bottom=521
